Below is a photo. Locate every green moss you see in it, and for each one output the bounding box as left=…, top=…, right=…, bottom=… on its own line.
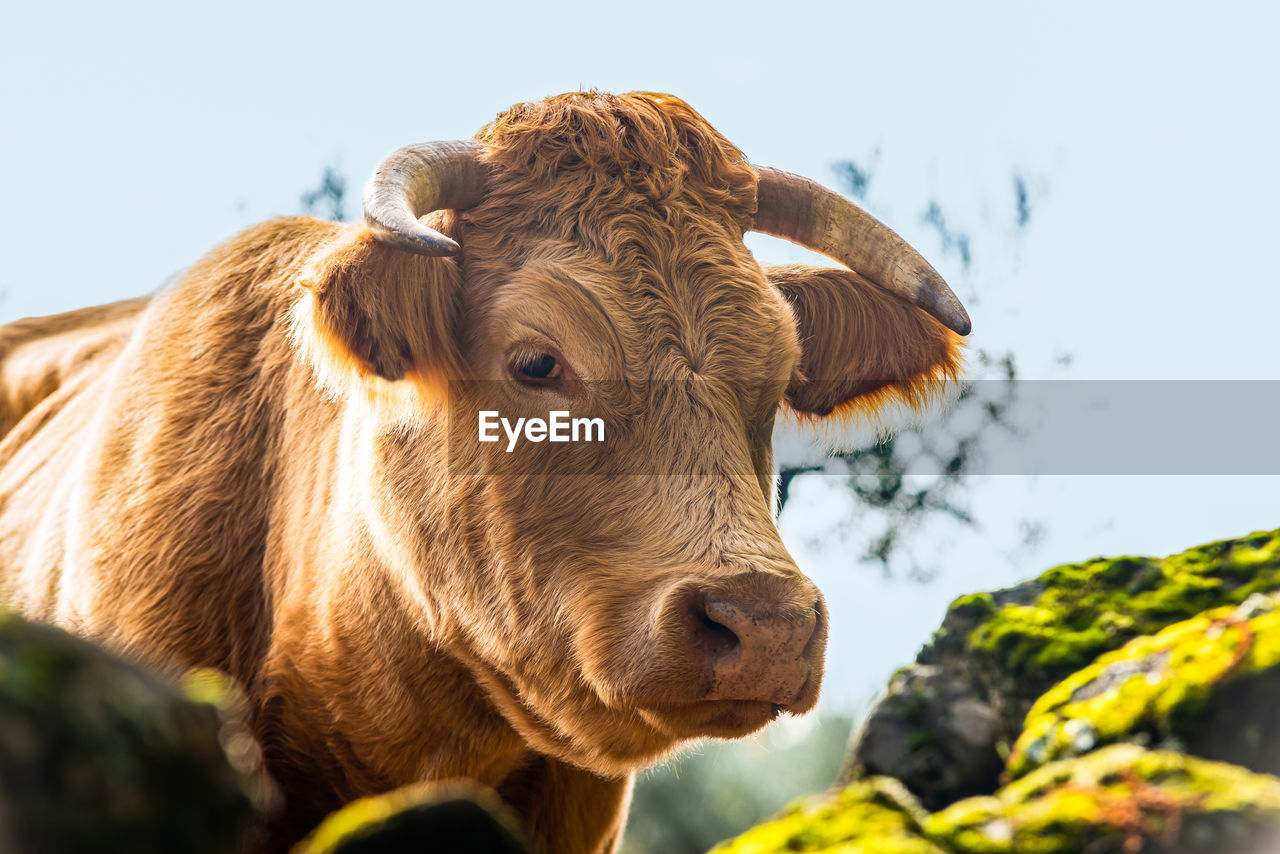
left=709, top=778, right=947, bottom=854
left=927, top=744, right=1280, bottom=853
left=948, top=593, right=998, bottom=622
left=1006, top=592, right=1280, bottom=778
left=293, top=783, right=530, bottom=854
left=964, top=530, right=1280, bottom=685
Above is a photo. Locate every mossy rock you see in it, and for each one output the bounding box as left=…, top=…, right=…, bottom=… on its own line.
left=0, top=610, right=260, bottom=854
left=962, top=531, right=1280, bottom=680
left=927, top=744, right=1280, bottom=853
left=848, top=530, right=1280, bottom=808
left=716, top=745, right=1280, bottom=854
left=709, top=777, right=945, bottom=854
left=292, top=782, right=531, bottom=854
left=1008, top=592, right=1280, bottom=779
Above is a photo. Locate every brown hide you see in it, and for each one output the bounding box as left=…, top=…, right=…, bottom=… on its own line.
left=0, top=91, right=962, bottom=854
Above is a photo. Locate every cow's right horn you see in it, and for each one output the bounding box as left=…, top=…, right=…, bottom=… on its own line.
left=753, top=167, right=971, bottom=335
left=363, top=141, right=490, bottom=257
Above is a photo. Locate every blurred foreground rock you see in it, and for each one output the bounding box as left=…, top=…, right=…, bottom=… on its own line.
left=291, top=783, right=531, bottom=854
left=0, top=609, right=262, bottom=853
left=717, top=529, right=1280, bottom=854
left=0, top=605, right=531, bottom=852
left=709, top=776, right=944, bottom=854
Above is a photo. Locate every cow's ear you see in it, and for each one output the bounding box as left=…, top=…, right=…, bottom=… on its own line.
left=293, top=223, right=462, bottom=400
left=767, top=264, right=964, bottom=420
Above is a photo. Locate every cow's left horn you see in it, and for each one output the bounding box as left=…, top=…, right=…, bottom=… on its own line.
left=752, top=167, right=971, bottom=335
left=363, top=141, right=490, bottom=256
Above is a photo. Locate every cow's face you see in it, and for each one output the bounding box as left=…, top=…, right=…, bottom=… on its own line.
left=441, top=211, right=826, bottom=769
left=295, top=92, right=965, bottom=774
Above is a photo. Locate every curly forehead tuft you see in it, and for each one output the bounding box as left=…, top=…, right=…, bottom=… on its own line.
left=475, top=90, right=758, bottom=227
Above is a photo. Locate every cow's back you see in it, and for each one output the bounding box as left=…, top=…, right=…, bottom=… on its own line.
left=0, top=217, right=339, bottom=683
left=0, top=297, right=149, bottom=442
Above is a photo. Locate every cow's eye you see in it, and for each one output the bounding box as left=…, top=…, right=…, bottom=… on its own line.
left=511, top=351, right=563, bottom=384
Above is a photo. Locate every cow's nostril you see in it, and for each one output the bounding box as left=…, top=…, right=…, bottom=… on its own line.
left=691, top=597, right=741, bottom=656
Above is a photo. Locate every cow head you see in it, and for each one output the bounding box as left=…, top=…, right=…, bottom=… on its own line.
left=292, top=92, right=967, bottom=775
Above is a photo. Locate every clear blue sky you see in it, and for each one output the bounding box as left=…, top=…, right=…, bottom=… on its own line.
left=3, top=1, right=1278, bottom=707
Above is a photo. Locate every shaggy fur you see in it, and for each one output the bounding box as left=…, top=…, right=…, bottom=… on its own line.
left=0, top=91, right=962, bottom=853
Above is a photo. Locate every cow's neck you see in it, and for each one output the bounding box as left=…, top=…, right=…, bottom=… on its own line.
left=258, top=342, right=631, bottom=853
left=258, top=390, right=531, bottom=824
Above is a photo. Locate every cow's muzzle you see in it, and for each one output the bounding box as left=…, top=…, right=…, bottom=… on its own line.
left=687, top=591, right=821, bottom=705
left=630, top=574, right=826, bottom=713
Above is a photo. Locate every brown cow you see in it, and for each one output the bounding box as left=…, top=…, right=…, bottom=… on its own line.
left=0, top=91, right=967, bottom=852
